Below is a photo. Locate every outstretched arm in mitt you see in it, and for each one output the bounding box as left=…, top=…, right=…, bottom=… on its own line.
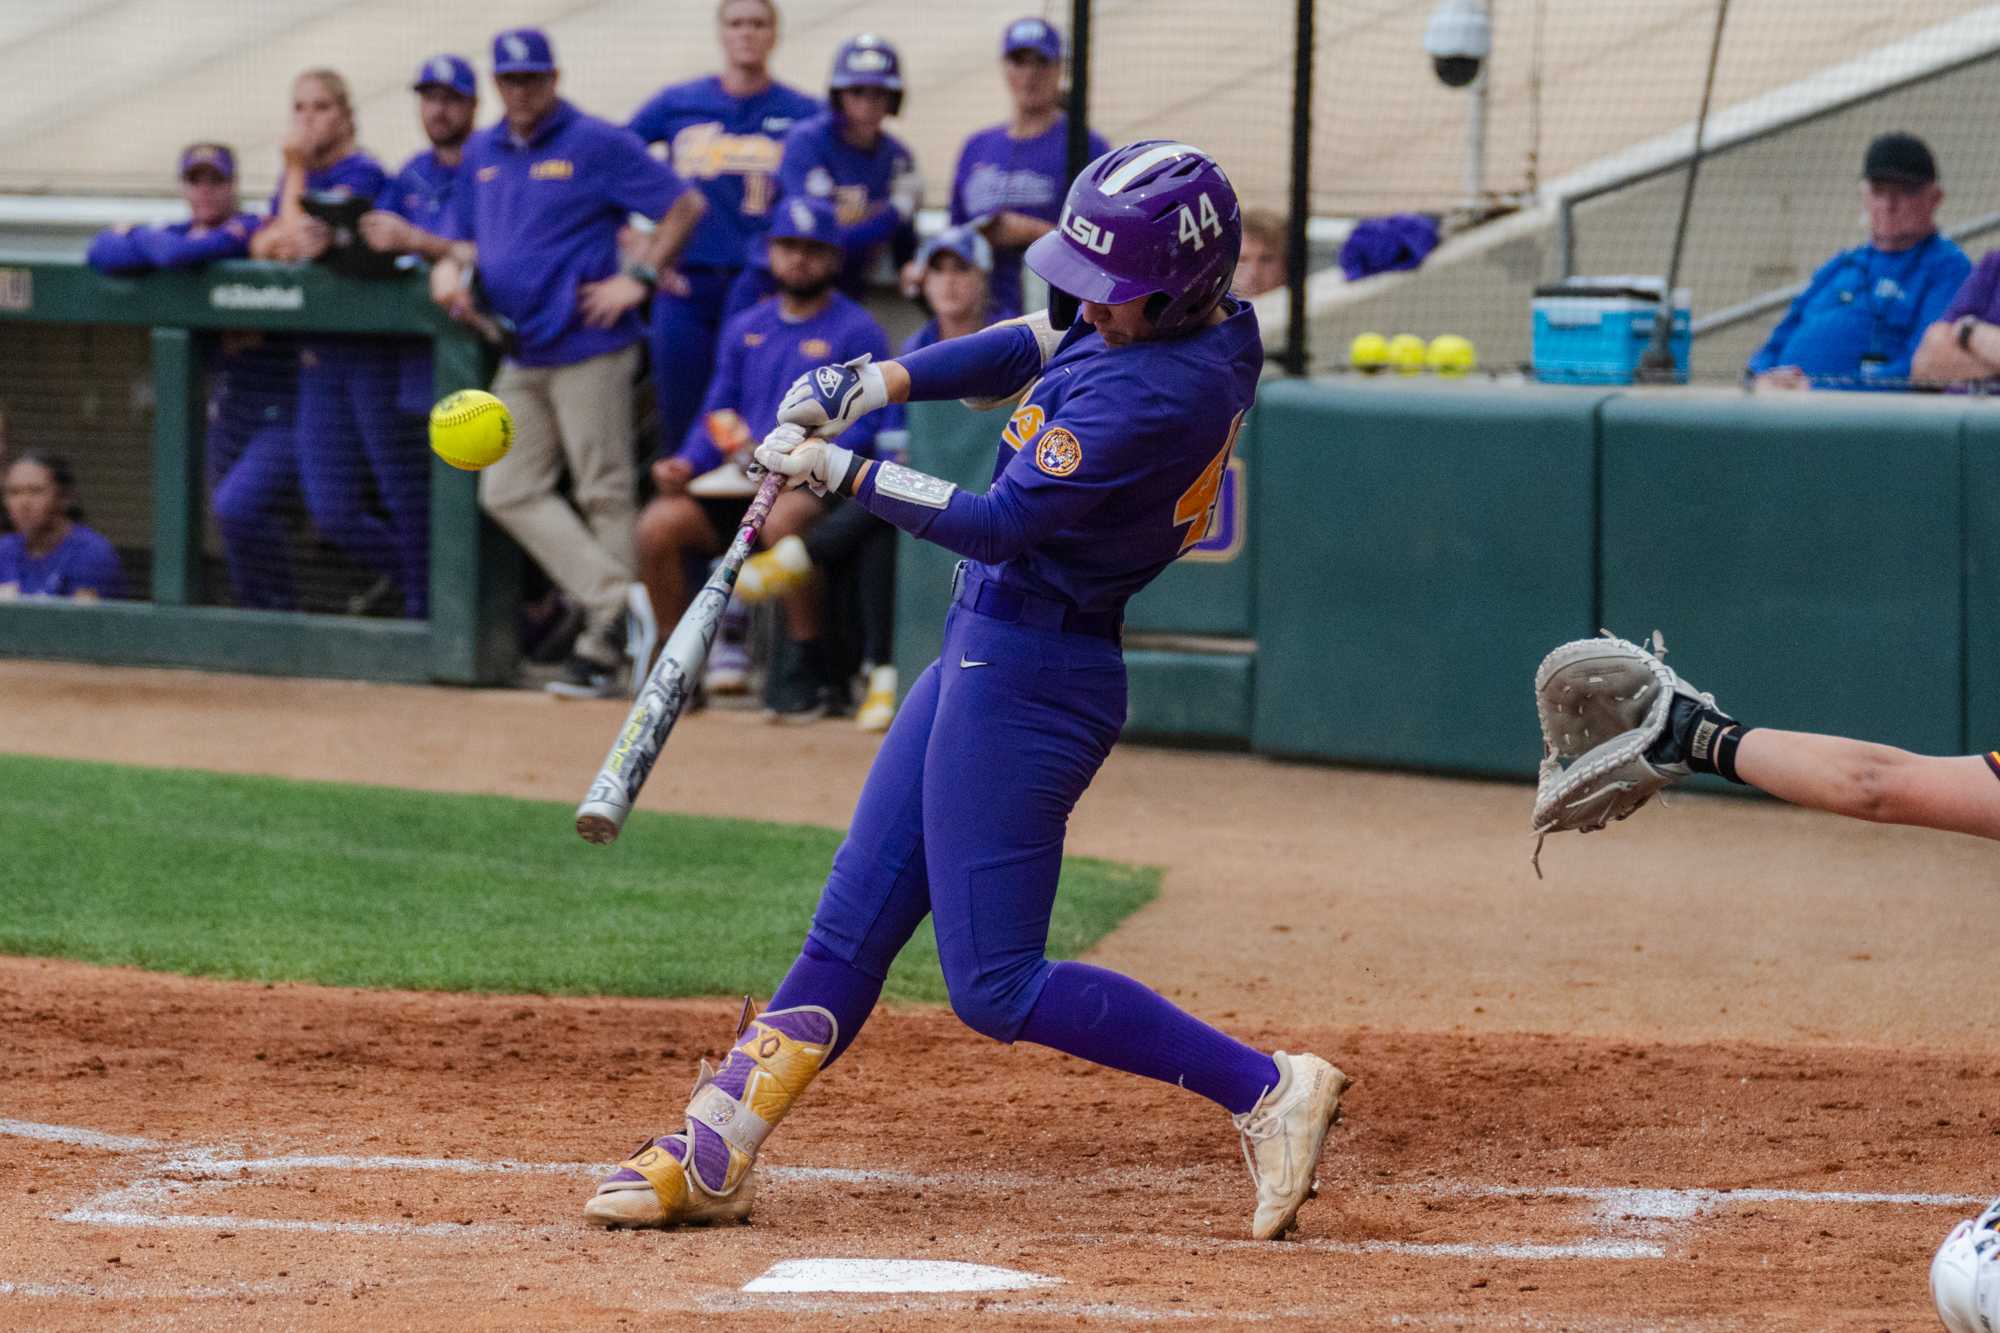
left=1532, top=633, right=2000, bottom=852
left=1729, top=731, right=2000, bottom=840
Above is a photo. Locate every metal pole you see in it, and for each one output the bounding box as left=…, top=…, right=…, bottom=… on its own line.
left=1065, top=0, right=1093, bottom=186
left=1283, top=0, right=1314, bottom=376
left=1638, top=0, right=1730, bottom=382
left=1466, top=67, right=1488, bottom=211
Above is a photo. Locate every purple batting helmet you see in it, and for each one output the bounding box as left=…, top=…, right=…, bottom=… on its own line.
left=1026, top=140, right=1241, bottom=337
left=829, top=34, right=903, bottom=116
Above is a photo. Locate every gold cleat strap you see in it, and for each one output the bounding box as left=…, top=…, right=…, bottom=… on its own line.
left=618, top=1138, right=690, bottom=1213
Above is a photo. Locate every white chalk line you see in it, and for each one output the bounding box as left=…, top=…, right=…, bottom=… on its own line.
left=3, top=1115, right=1986, bottom=1269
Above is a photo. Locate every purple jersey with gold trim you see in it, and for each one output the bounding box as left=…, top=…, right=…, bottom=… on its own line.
left=859, top=300, right=1262, bottom=615
left=672, top=291, right=892, bottom=475
left=629, top=75, right=821, bottom=268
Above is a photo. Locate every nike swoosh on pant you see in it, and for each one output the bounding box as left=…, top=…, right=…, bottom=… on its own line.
left=959, top=657, right=990, bottom=668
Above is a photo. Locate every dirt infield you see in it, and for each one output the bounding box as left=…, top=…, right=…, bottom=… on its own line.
left=5, top=660, right=1998, bottom=1328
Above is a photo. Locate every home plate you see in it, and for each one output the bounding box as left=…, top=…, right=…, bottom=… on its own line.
left=741, top=1258, right=1061, bottom=1293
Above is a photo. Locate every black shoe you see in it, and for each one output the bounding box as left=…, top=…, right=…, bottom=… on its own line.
left=523, top=596, right=586, bottom=665
left=545, top=651, right=620, bottom=700
left=765, top=639, right=830, bottom=724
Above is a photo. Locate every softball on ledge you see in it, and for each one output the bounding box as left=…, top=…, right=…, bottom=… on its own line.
left=430, top=389, right=513, bottom=471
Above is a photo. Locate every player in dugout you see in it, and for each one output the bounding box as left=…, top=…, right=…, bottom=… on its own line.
left=628, top=0, right=821, bottom=456
left=359, top=53, right=479, bottom=468
left=736, top=34, right=919, bottom=308
left=635, top=196, right=891, bottom=722
left=738, top=223, right=1019, bottom=731
left=87, top=143, right=302, bottom=611
left=248, top=69, right=432, bottom=618
left=585, top=142, right=1349, bottom=1244
left=0, top=452, right=124, bottom=602
left=938, top=16, right=1107, bottom=316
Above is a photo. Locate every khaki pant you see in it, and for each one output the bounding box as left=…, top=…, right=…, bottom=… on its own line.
left=480, top=344, right=639, bottom=636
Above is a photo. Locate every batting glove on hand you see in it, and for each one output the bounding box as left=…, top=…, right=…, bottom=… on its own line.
left=754, top=423, right=858, bottom=498
left=777, top=355, right=887, bottom=440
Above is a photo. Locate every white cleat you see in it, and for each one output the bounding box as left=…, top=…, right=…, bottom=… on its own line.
left=1233, top=1050, right=1350, bottom=1240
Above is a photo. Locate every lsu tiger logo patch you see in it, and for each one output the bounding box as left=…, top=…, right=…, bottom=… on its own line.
left=1034, top=426, right=1083, bottom=477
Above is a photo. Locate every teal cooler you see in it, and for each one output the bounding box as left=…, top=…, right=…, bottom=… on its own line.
left=1532, top=278, right=1691, bottom=384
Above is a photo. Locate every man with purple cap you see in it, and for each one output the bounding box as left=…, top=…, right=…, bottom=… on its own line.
left=634, top=195, right=890, bottom=722
left=582, top=142, right=1350, bottom=1247
left=942, top=17, right=1107, bottom=314
left=86, top=144, right=257, bottom=275
left=360, top=55, right=479, bottom=441
left=431, top=26, right=706, bottom=697
left=88, top=144, right=300, bottom=612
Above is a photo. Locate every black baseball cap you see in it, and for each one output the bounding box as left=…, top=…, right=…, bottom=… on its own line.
left=1863, top=132, right=1937, bottom=186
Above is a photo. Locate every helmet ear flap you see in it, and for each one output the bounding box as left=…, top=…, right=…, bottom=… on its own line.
left=1048, top=288, right=1080, bottom=330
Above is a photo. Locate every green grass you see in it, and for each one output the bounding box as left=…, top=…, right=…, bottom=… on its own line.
left=0, top=753, right=1157, bottom=1002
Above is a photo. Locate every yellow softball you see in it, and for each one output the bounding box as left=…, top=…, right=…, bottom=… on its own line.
left=429, top=389, right=513, bottom=471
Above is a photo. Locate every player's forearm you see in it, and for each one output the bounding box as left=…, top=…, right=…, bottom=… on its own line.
left=1734, top=728, right=1999, bottom=836
left=984, top=211, right=1053, bottom=249
left=848, top=462, right=1034, bottom=563
left=895, top=323, right=1044, bottom=404
left=641, top=190, right=706, bottom=270
left=1913, top=321, right=2000, bottom=383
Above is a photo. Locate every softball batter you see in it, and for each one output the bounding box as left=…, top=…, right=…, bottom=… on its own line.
left=584, top=141, right=1347, bottom=1242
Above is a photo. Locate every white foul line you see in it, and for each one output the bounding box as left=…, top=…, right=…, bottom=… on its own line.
left=3, top=1115, right=1987, bottom=1261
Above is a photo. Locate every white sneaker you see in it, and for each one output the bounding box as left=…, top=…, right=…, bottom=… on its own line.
left=1232, top=1051, right=1350, bottom=1240
left=855, top=663, right=897, bottom=732
left=625, top=583, right=658, bottom=695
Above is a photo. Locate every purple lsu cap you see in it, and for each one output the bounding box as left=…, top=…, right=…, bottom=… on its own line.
left=1002, top=17, right=1062, bottom=61
left=179, top=142, right=236, bottom=180
left=413, top=54, right=477, bottom=98
left=492, top=27, right=556, bottom=75
left=918, top=224, right=993, bottom=273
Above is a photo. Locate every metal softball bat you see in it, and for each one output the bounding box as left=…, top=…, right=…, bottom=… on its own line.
left=575, top=468, right=784, bottom=845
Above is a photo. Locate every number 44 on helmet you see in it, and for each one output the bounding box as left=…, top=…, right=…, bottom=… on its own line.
left=1028, top=140, right=1240, bottom=336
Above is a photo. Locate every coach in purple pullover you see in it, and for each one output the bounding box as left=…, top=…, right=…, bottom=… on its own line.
left=430, top=27, right=706, bottom=697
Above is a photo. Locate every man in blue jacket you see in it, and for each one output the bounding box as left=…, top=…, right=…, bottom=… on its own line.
left=1748, top=133, right=1969, bottom=392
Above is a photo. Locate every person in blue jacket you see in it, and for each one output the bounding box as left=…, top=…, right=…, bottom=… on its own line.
left=86, top=143, right=301, bottom=611
left=628, top=0, right=821, bottom=455
left=1748, top=132, right=1970, bottom=392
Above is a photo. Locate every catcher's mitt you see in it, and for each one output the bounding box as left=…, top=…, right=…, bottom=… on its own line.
left=1531, top=631, right=1724, bottom=873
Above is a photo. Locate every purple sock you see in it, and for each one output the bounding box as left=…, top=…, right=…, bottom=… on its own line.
left=768, top=935, right=881, bottom=1067
left=1016, top=961, right=1280, bottom=1115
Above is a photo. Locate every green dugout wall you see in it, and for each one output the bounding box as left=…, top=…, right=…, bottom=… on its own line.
left=3, top=249, right=1993, bottom=766
left=0, top=256, right=509, bottom=683
left=897, top=380, right=2000, bottom=771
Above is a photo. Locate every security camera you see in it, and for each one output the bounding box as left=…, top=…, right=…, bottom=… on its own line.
left=1424, top=0, right=1491, bottom=88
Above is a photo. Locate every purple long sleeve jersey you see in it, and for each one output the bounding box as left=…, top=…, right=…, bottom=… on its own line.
left=854, top=301, right=1262, bottom=616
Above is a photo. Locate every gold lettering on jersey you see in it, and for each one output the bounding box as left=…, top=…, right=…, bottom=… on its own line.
left=530, top=158, right=575, bottom=180
left=1002, top=403, right=1044, bottom=452
left=743, top=332, right=766, bottom=347
left=834, top=183, right=870, bottom=226
left=476, top=165, right=500, bottom=182
left=801, top=338, right=831, bottom=359
left=671, top=123, right=785, bottom=179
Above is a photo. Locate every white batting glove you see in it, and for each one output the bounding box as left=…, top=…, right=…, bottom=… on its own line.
left=776, top=355, right=887, bottom=439
left=754, top=423, right=858, bottom=498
